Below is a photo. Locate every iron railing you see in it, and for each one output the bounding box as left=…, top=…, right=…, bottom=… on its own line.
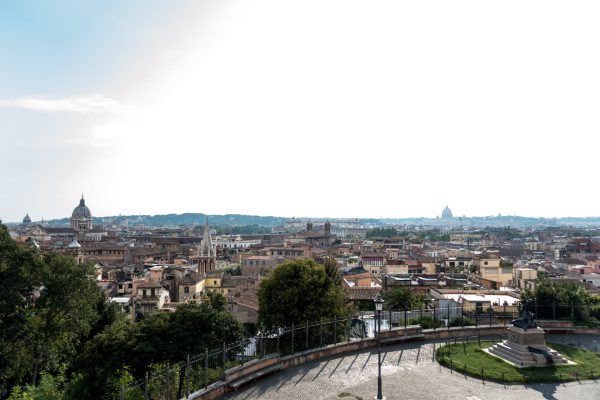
left=120, top=302, right=594, bottom=399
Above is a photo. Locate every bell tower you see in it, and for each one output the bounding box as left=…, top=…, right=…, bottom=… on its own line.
left=198, top=218, right=216, bottom=274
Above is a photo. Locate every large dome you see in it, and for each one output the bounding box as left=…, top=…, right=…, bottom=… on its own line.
left=441, top=205, right=453, bottom=219
left=72, top=196, right=92, bottom=219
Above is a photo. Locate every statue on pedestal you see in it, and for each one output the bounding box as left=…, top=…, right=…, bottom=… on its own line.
left=511, top=299, right=537, bottom=330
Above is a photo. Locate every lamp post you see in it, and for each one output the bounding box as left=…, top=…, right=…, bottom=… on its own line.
left=374, top=292, right=385, bottom=400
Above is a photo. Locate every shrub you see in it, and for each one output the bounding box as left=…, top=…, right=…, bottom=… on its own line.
left=448, top=316, right=475, bottom=327
left=409, top=316, right=443, bottom=329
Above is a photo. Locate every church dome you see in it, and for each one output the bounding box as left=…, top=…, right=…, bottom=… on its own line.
left=68, top=238, right=81, bottom=249
left=441, top=205, right=453, bottom=219
left=23, top=213, right=31, bottom=224
left=72, top=196, right=92, bottom=219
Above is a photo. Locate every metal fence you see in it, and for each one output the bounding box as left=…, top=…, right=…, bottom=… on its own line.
left=120, top=302, right=591, bottom=399
left=120, top=317, right=358, bottom=400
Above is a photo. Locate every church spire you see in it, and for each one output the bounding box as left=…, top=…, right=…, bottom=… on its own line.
left=200, top=217, right=214, bottom=257
left=198, top=217, right=216, bottom=275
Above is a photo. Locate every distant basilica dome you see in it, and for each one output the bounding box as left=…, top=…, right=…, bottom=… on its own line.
left=71, top=195, right=93, bottom=230
left=22, top=213, right=31, bottom=225
left=441, top=205, right=453, bottom=219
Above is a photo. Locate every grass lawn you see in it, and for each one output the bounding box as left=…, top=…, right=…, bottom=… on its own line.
left=436, top=340, right=600, bottom=383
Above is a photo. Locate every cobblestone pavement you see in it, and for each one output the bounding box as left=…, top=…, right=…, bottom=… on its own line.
left=224, top=334, right=600, bottom=400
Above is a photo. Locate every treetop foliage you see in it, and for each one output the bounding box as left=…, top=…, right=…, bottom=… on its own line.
left=0, top=224, right=242, bottom=400
left=366, top=227, right=399, bottom=238
left=258, top=258, right=348, bottom=329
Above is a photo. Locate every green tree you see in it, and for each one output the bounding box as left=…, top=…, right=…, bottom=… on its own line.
left=28, top=254, right=101, bottom=385
left=0, top=224, right=109, bottom=394
left=0, top=224, right=40, bottom=391
left=383, top=287, right=412, bottom=310
left=68, top=319, right=138, bottom=400
left=7, top=366, right=68, bottom=400
left=68, top=318, right=144, bottom=400
left=73, top=297, right=241, bottom=400
left=168, top=296, right=241, bottom=360
left=366, top=228, right=399, bottom=239
left=323, top=257, right=342, bottom=288
left=522, top=277, right=591, bottom=322
left=383, top=288, right=427, bottom=310
left=258, top=258, right=348, bottom=328
left=410, top=293, right=427, bottom=309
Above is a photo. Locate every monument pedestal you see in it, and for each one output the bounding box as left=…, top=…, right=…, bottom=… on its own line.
left=507, top=326, right=545, bottom=346
left=487, top=326, right=569, bottom=367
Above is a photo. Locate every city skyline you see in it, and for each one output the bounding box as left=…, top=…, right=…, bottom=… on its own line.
left=2, top=1, right=600, bottom=221
left=7, top=195, right=600, bottom=224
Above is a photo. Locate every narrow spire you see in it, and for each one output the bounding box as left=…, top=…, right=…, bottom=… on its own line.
left=200, top=217, right=214, bottom=257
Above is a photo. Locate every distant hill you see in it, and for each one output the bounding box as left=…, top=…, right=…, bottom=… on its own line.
left=380, top=215, right=600, bottom=228
left=15, top=213, right=600, bottom=228
left=44, top=213, right=288, bottom=227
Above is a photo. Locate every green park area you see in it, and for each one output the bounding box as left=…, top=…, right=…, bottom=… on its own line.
left=436, top=339, right=600, bottom=383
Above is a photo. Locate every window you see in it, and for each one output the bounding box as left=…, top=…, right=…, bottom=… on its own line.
left=142, top=289, right=147, bottom=297
left=128, top=283, right=133, bottom=289
left=214, top=280, right=217, bottom=285
left=184, top=286, right=190, bottom=294
left=484, top=261, right=488, bottom=265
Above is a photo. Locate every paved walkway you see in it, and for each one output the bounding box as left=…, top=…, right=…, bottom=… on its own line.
left=224, top=335, right=600, bottom=400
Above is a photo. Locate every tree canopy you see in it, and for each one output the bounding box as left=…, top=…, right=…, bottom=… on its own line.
left=0, top=224, right=108, bottom=395
left=258, top=258, right=348, bottom=329
left=72, top=295, right=241, bottom=399
left=0, top=224, right=242, bottom=400
left=383, top=286, right=426, bottom=310
left=521, top=277, right=597, bottom=323
left=366, top=228, right=399, bottom=238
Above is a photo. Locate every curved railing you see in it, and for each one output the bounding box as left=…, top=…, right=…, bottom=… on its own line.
left=119, top=303, right=600, bottom=399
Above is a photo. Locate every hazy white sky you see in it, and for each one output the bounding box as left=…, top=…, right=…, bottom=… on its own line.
left=1, top=1, right=599, bottom=222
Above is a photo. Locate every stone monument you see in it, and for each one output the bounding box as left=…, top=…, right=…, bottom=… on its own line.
left=488, top=300, right=569, bottom=367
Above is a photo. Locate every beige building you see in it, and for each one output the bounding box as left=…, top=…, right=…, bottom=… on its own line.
left=267, top=247, right=305, bottom=258
left=135, top=282, right=170, bottom=315
left=421, top=261, right=437, bottom=275
left=514, top=268, right=538, bottom=291
left=178, top=274, right=206, bottom=302
left=431, top=288, right=520, bottom=313
left=117, top=281, right=134, bottom=295
left=241, top=255, right=284, bottom=276
left=385, top=263, right=408, bottom=275
left=444, top=256, right=474, bottom=270
left=361, top=253, right=386, bottom=275
left=474, top=254, right=514, bottom=286
left=204, top=271, right=230, bottom=296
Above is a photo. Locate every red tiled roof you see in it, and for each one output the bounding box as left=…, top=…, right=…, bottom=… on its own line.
left=346, top=288, right=381, bottom=300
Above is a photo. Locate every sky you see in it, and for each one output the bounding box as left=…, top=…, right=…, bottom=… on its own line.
left=1, top=1, right=600, bottom=222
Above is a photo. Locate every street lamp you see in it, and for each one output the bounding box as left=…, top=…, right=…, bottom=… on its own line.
left=374, top=292, right=385, bottom=400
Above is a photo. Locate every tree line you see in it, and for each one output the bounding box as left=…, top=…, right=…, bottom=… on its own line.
left=0, top=224, right=241, bottom=400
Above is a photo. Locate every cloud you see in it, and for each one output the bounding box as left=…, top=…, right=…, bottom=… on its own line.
left=0, top=94, right=130, bottom=113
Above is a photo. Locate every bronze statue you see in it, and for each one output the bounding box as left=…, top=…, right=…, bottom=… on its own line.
left=511, top=299, right=537, bottom=330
